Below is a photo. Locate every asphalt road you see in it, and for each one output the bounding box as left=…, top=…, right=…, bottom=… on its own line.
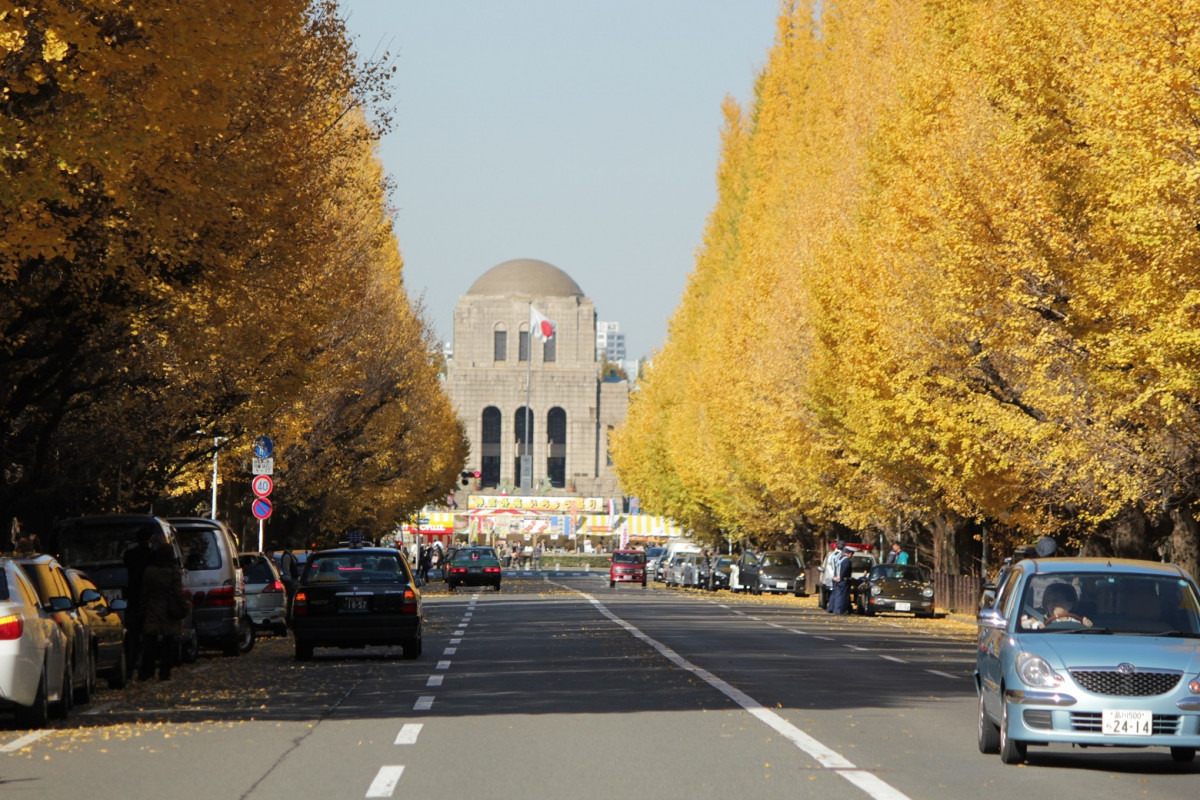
left=2, top=574, right=1199, bottom=799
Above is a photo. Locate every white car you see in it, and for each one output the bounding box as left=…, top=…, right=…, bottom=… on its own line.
left=0, top=557, right=70, bottom=727
left=238, top=553, right=288, bottom=635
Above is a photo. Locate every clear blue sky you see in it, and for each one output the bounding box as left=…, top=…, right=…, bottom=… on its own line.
left=338, top=1, right=780, bottom=360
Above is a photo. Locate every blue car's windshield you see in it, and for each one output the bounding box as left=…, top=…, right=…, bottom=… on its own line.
left=1017, top=572, right=1200, bottom=635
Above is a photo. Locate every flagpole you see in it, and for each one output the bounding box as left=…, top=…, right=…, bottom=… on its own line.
left=525, top=302, right=533, bottom=493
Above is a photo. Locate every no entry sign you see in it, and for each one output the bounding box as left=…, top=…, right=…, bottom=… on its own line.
left=252, top=474, right=274, bottom=497
left=251, top=497, right=273, bottom=520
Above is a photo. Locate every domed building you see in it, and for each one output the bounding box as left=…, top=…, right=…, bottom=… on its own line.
left=445, top=258, right=627, bottom=498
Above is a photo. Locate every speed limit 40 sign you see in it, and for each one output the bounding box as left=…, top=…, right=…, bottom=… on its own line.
left=252, top=474, right=274, bottom=497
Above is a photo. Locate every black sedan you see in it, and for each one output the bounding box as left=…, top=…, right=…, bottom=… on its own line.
left=857, top=564, right=935, bottom=617
left=708, top=556, right=733, bottom=590
left=290, top=547, right=422, bottom=661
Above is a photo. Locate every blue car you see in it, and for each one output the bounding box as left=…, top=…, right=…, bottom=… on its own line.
left=976, top=557, right=1200, bottom=764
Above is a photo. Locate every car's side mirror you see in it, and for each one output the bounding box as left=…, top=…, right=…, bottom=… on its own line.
left=78, top=588, right=103, bottom=604
left=49, top=596, right=75, bottom=612
left=977, top=608, right=1007, bottom=629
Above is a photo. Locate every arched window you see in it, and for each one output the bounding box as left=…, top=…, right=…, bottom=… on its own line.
left=480, top=407, right=501, bottom=488
left=547, top=407, right=566, bottom=488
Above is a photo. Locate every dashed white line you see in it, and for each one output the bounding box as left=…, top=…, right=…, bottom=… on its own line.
left=436, top=660, right=451, bottom=670
left=880, top=655, right=906, bottom=664
left=426, top=675, right=444, bottom=687
left=414, top=696, right=435, bottom=711
left=926, top=669, right=961, bottom=680
left=789, top=629, right=808, bottom=635
left=366, top=765, right=405, bottom=797
left=394, top=723, right=423, bottom=745
left=449, top=638, right=462, bottom=644
left=1, top=730, right=49, bottom=752
left=814, top=635, right=833, bottom=641
left=845, top=644, right=869, bottom=652
left=443, top=647, right=457, bottom=655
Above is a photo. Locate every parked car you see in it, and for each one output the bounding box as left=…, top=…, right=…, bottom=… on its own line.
left=15, top=554, right=96, bottom=705
left=857, top=564, right=934, bottom=617
left=739, top=551, right=806, bottom=596
left=708, top=556, right=733, bottom=590
left=238, top=553, right=288, bottom=635
left=47, top=515, right=199, bottom=665
left=644, top=547, right=667, bottom=581
left=729, top=551, right=759, bottom=593
left=446, top=547, right=502, bottom=591
left=663, top=553, right=690, bottom=587
left=609, top=550, right=647, bottom=587
left=976, top=557, right=1200, bottom=765
left=63, top=568, right=126, bottom=689
left=681, top=553, right=711, bottom=589
left=291, top=546, right=422, bottom=661
left=169, top=518, right=253, bottom=656
left=0, top=557, right=70, bottom=727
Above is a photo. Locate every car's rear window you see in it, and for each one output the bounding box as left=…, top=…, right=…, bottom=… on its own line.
left=240, top=556, right=275, bottom=583
left=55, top=521, right=161, bottom=567
left=301, top=552, right=409, bottom=584
left=175, top=525, right=222, bottom=570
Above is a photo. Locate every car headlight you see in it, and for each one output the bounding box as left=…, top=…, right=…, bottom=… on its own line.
left=1016, top=651, right=1063, bottom=689
left=921, top=587, right=934, bottom=598
left=871, top=586, right=881, bottom=596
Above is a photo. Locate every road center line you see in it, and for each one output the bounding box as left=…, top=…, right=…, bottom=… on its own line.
left=564, top=585, right=913, bottom=800
left=926, top=669, right=961, bottom=680
left=436, top=660, right=451, bottom=670
left=880, top=655, right=906, bottom=664
left=414, top=696, right=435, bottom=711
left=426, top=675, right=444, bottom=687
left=443, top=647, right=457, bottom=655
left=365, top=765, right=405, bottom=798
left=394, top=723, right=423, bottom=745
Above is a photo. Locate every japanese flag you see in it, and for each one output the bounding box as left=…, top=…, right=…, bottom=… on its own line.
left=530, top=305, right=556, bottom=342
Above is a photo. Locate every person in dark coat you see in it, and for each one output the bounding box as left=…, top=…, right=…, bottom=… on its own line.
left=830, top=546, right=854, bottom=614
left=123, top=527, right=154, bottom=678
left=139, top=545, right=189, bottom=681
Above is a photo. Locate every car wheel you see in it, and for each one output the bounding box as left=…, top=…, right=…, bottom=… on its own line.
left=401, top=633, right=422, bottom=660
left=14, top=668, right=49, bottom=728
left=237, top=616, right=256, bottom=654
left=977, top=692, right=1000, bottom=754
left=610, top=580, right=615, bottom=588
left=50, top=663, right=72, bottom=720
left=295, top=640, right=314, bottom=661
left=1171, top=747, right=1196, bottom=763
left=181, top=629, right=199, bottom=664
left=494, top=583, right=501, bottom=592
left=74, top=649, right=96, bottom=705
left=998, top=698, right=1026, bottom=764
left=107, top=648, right=128, bottom=690
left=641, top=580, right=647, bottom=588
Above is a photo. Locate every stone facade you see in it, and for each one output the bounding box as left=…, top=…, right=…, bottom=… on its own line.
left=444, top=259, right=627, bottom=499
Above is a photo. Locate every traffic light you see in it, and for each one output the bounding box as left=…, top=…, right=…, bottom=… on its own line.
left=460, top=470, right=481, bottom=486
left=461, top=471, right=470, bottom=486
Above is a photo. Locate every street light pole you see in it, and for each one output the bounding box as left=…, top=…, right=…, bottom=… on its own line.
left=211, top=436, right=227, bottom=520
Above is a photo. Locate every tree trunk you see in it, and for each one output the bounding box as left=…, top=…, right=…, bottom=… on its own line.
left=929, top=514, right=976, bottom=575
left=1167, top=506, right=1200, bottom=581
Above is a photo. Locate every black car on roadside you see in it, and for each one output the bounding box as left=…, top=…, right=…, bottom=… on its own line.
left=708, top=556, right=733, bottom=590
left=856, top=563, right=935, bottom=617
left=290, top=545, right=422, bottom=661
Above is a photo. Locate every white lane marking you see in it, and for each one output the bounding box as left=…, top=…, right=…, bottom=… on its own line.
left=366, top=765, right=405, bottom=797
left=436, top=660, right=451, bottom=670
left=718, top=605, right=730, bottom=609
left=427, top=675, right=444, bottom=687
left=814, top=635, right=833, bottom=641
left=450, top=638, right=462, bottom=644
left=443, top=647, right=457, bottom=656
left=767, top=622, right=785, bottom=628
left=880, top=655, right=906, bottom=664
left=1, top=730, right=49, bottom=752
left=789, top=629, right=808, bottom=635
left=565, top=585, right=914, bottom=800
left=749, top=616, right=763, bottom=621
left=414, top=696, right=434, bottom=711
left=732, top=610, right=746, bottom=616
left=394, top=723, right=423, bottom=745
left=845, top=644, right=869, bottom=652
left=926, top=669, right=961, bottom=680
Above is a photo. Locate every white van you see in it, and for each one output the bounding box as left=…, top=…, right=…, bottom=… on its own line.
left=656, top=540, right=701, bottom=581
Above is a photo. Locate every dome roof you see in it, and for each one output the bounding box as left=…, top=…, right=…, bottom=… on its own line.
left=466, top=258, right=584, bottom=298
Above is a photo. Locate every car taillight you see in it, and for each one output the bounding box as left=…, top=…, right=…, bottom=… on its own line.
left=0, top=614, right=23, bottom=640
left=204, top=586, right=235, bottom=607
left=401, top=588, right=417, bottom=614
left=484, top=567, right=500, bottom=574
left=292, top=590, right=308, bottom=616
left=450, top=567, right=466, bottom=574
left=263, top=580, right=283, bottom=594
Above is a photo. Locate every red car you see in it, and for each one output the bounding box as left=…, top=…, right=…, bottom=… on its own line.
left=609, top=550, right=646, bottom=587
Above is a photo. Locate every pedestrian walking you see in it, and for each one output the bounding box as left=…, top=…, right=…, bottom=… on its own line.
left=532, top=543, right=543, bottom=571
left=419, top=545, right=432, bottom=582
left=279, top=539, right=299, bottom=614
left=139, top=541, right=190, bottom=681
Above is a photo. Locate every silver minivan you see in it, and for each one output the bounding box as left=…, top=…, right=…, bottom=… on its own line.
left=169, top=518, right=253, bottom=656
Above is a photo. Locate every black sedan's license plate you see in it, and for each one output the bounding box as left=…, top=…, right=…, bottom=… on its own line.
left=340, top=596, right=369, bottom=611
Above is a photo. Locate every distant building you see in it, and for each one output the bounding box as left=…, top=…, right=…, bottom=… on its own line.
left=444, top=259, right=628, bottom=497
left=596, top=321, right=626, bottom=363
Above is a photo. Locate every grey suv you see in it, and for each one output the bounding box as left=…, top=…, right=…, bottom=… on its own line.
left=169, top=518, right=254, bottom=656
